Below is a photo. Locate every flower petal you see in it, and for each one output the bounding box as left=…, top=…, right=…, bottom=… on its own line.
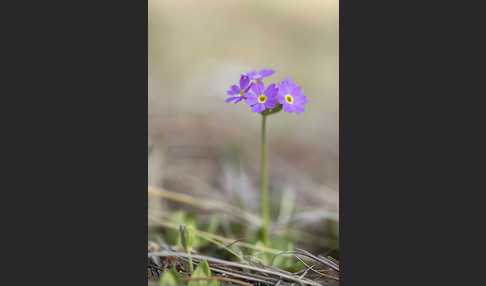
left=252, top=103, right=266, bottom=113
left=283, top=103, right=294, bottom=113
left=276, top=94, right=286, bottom=104
left=264, top=83, right=278, bottom=97
left=265, top=101, right=276, bottom=109
left=295, top=86, right=306, bottom=98
left=246, top=70, right=258, bottom=80
left=293, top=105, right=305, bottom=115
left=266, top=95, right=277, bottom=104
left=246, top=92, right=257, bottom=98
left=245, top=94, right=258, bottom=105
left=239, top=75, right=250, bottom=89
left=225, top=96, right=239, bottom=103
left=229, top=85, right=241, bottom=94
left=291, top=85, right=301, bottom=95
left=278, top=81, right=291, bottom=95
left=282, top=77, right=295, bottom=87
left=227, top=84, right=239, bottom=95
left=259, top=69, right=275, bottom=77
left=251, top=81, right=265, bottom=95
left=294, top=94, right=308, bottom=105
left=244, top=82, right=254, bottom=92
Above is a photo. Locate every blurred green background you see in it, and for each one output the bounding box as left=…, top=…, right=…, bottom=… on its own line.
left=148, top=0, right=339, bottom=255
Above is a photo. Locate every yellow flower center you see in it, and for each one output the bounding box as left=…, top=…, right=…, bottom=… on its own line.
left=258, top=94, right=267, bottom=103
left=239, top=90, right=245, bottom=97
left=285, top=94, right=294, bottom=104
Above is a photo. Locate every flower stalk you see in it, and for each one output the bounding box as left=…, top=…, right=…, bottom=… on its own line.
left=261, top=114, right=269, bottom=246
left=225, top=68, right=309, bottom=248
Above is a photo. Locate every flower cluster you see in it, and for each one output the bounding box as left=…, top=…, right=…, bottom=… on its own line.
left=226, top=69, right=308, bottom=115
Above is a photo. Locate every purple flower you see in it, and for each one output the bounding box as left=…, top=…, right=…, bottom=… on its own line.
left=226, top=75, right=252, bottom=103
left=276, top=78, right=308, bottom=115
left=246, top=69, right=275, bottom=81
left=245, top=81, right=278, bottom=113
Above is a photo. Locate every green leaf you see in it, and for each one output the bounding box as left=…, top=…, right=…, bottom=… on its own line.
left=270, top=233, right=303, bottom=273
left=159, top=269, right=180, bottom=286
left=169, top=265, right=182, bottom=284
left=193, top=259, right=211, bottom=277
left=206, top=215, right=219, bottom=235
left=252, top=240, right=272, bottom=265
left=196, top=215, right=220, bottom=248
left=188, top=260, right=219, bottom=286
left=180, top=224, right=196, bottom=253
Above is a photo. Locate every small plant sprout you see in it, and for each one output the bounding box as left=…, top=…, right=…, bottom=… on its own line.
left=180, top=224, right=196, bottom=273
left=224, top=69, right=308, bottom=246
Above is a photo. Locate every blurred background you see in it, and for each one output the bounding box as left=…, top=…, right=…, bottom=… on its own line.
left=148, top=0, right=339, bottom=258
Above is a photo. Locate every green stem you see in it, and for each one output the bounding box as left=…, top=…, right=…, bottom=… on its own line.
left=188, top=256, right=194, bottom=273
left=261, top=114, right=269, bottom=246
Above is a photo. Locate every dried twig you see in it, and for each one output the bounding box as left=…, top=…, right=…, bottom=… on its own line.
left=208, top=265, right=277, bottom=285
left=181, top=276, right=252, bottom=286
left=270, top=249, right=339, bottom=281
left=295, top=249, right=339, bottom=272
left=149, top=186, right=262, bottom=225
left=272, top=249, right=339, bottom=273
left=149, top=251, right=325, bottom=286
